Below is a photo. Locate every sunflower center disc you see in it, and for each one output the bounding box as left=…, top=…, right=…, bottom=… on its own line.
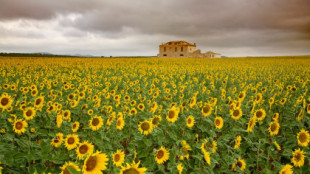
left=237, top=161, right=242, bottom=168
left=92, top=118, right=99, bottom=126
left=63, top=169, right=70, bottom=174
left=157, top=150, right=164, bottom=159
left=168, top=110, right=175, bottom=118
left=68, top=137, right=75, bottom=144
left=203, top=106, right=210, bottom=113
left=114, top=154, right=120, bottom=162
left=141, top=122, right=150, bottom=130
left=86, top=156, right=97, bottom=171
left=233, top=110, right=239, bottom=116
left=35, top=99, right=41, bottom=105
left=271, top=123, right=277, bottom=132
left=123, top=168, right=139, bottom=174
left=256, top=111, right=262, bottom=118
left=79, top=144, right=88, bottom=154
left=26, top=110, right=32, bottom=117
left=117, top=120, right=122, bottom=126
left=294, top=153, right=301, bottom=161
left=152, top=118, right=158, bottom=125
left=1, top=97, right=9, bottom=106
left=299, top=133, right=306, bottom=143
left=15, top=122, right=23, bottom=130
left=187, top=118, right=192, bottom=124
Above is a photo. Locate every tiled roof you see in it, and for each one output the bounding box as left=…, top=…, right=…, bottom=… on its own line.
left=161, top=41, right=195, bottom=46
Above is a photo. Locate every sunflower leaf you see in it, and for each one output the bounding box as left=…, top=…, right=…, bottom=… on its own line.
left=67, top=167, right=80, bottom=174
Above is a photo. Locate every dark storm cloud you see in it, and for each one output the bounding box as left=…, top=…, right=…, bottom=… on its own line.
left=0, top=0, right=309, bottom=56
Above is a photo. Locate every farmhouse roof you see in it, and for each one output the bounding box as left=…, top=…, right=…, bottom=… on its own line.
left=161, top=41, right=196, bottom=46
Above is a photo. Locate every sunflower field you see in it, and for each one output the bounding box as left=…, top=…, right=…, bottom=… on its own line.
left=0, top=56, right=309, bottom=174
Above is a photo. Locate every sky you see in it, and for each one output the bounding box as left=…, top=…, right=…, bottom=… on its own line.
left=0, top=0, right=310, bottom=57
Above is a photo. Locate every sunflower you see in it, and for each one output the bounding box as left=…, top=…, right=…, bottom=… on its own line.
left=82, top=151, right=109, bottom=174
left=274, top=141, right=281, bottom=151
left=117, top=112, right=123, bottom=119
left=34, top=96, right=44, bottom=110
left=137, top=103, right=145, bottom=111
left=70, top=100, right=78, bottom=108
left=186, top=116, right=195, bottom=128
left=280, top=98, right=287, bottom=105
left=214, top=116, right=223, bottom=129
left=231, top=108, right=242, bottom=120
left=200, top=139, right=209, bottom=153
left=201, top=103, right=212, bottom=117
left=201, top=139, right=217, bottom=154
left=116, top=117, right=125, bottom=130
left=151, top=115, right=162, bottom=128
left=112, top=150, right=125, bottom=167
left=129, top=108, right=137, bottom=116
left=130, top=100, right=136, bottom=107
left=177, top=163, right=183, bottom=174
left=89, top=116, right=103, bottom=131
left=71, top=122, right=80, bottom=132
left=60, top=162, right=81, bottom=174
left=120, top=161, right=147, bottom=174
left=0, top=93, right=13, bottom=111
left=254, top=109, right=266, bottom=121
left=51, top=138, right=62, bottom=148
left=150, top=102, right=158, bottom=113
left=62, top=110, right=71, bottom=120
left=272, top=113, right=279, bottom=121
left=155, top=147, right=170, bottom=164
left=65, top=134, right=79, bottom=150
left=238, top=91, right=246, bottom=101
left=229, top=103, right=236, bottom=111
left=87, top=109, right=94, bottom=116
left=255, top=93, right=262, bottom=103
left=278, top=164, right=293, bottom=174
left=291, top=148, right=305, bottom=167
left=246, top=117, right=257, bottom=132
left=269, top=97, right=274, bottom=105
left=212, top=140, right=217, bottom=153
left=297, top=109, right=304, bottom=121
left=78, top=92, right=85, bottom=99
left=232, top=158, right=246, bottom=171
left=210, top=98, right=217, bottom=107
left=13, top=119, right=28, bottom=134
left=180, top=140, right=191, bottom=160
left=56, top=132, right=64, bottom=141
left=297, top=129, right=310, bottom=147
left=189, top=96, right=196, bottom=108
left=138, top=120, right=153, bottom=135
left=234, top=135, right=242, bottom=149
left=76, top=141, right=94, bottom=159
left=23, top=107, right=36, bottom=120
left=203, top=151, right=211, bottom=165
left=307, top=103, right=310, bottom=114
left=268, top=121, right=280, bottom=136
left=56, top=114, right=63, bottom=128
left=107, top=112, right=116, bottom=126
left=166, top=107, right=180, bottom=123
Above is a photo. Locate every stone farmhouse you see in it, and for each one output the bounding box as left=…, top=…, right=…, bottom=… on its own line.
left=157, top=41, right=221, bottom=58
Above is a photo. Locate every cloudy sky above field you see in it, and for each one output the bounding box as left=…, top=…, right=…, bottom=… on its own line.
left=0, top=0, right=310, bottom=57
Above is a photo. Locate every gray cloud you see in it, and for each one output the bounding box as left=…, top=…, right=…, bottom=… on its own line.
left=0, top=0, right=309, bottom=56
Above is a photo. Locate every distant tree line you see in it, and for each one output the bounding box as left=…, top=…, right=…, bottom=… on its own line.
left=0, top=52, right=77, bottom=58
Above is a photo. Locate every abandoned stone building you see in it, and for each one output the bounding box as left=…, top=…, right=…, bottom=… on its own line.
left=157, top=41, right=221, bottom=58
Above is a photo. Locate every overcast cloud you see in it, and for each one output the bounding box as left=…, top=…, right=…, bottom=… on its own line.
left=0, top=0, right=309, bottom=57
